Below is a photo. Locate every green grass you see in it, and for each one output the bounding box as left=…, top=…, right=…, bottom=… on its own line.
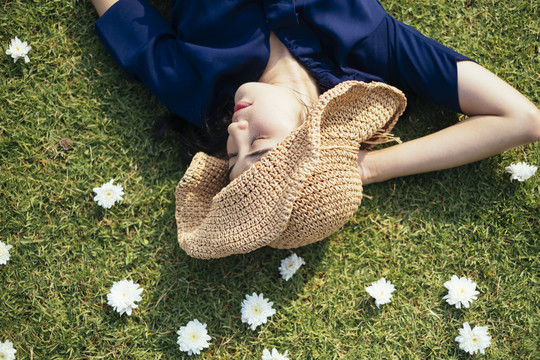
left=0, top=0, right=538, bottom=358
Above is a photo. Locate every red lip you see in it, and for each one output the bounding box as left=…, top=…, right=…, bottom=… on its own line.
left=234, top=101, right=251, bottom=114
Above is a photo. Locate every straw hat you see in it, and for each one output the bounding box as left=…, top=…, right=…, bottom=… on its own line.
left=175, top=81, right=406, bottom=259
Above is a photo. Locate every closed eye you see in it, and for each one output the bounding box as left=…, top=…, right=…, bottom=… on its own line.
left=250, top=134, right=262, bottom=145
left=227, top=147, right=273, bottom=179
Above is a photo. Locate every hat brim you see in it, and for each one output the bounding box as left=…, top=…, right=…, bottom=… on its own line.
left=176, top=81, right=406, bottom=259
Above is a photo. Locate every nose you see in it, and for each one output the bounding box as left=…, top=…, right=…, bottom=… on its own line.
left=227, top=119, right=248, bottom=135
left=227, top=119, right=249, bottom=147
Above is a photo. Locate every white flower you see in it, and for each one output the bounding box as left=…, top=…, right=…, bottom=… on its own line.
left=365, top=278, right=395, bottom=308
left=6, top=37, right=31, bottom=63
left=455, top=322, right=491, bottom=355
left=279, top=253, right=305, bottom=281
left=0, top=340, right=17, bottom=360
left=505, top=162, right=537, bottom=182
left=0, top=241, right=13, bottom=265
left=262, top=348, right=289, bottom=360
left=443, top=275, right=479, bottom=309
left=241, top=293, right=276, bottom=331
left=93, top=179, right=124, bottom=209
left=106, top=279, right=143, bottom=316
left=177, top=319, right=211, bottom=356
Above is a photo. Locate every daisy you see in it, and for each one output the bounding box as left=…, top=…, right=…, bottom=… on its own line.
left=93, top=179, right=124, bottom=209
left=177, top=319, right=211, bottom=356
left=0, top=241, right=13, bottom=265
left=106, top=279, right=143, bottom=316
left=455, top=322, right=491, bottom=355
left=0, top=339, right=16, bottom=360
left=505, top=162, right=537, bottom=182
left=443, top=275, right=479, bottom=309
left=279, top=253, right=305, bottom=281
left=365, top=278, right=395, bottom=308
left=262, top=348, right=289, bottom=360
left=241, top=293, right=276, bottom=331
left=6, top=37, right=31, bottom=63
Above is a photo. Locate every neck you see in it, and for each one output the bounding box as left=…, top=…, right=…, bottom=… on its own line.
left=259, top=33, right=319, bottom=108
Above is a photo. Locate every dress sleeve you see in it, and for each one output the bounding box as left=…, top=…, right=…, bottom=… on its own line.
left=95, top=0, right=202, bottom=122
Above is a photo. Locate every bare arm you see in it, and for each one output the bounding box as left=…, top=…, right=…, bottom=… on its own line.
left=91, top=0, right=118, bottom=17
left=358, top=61, right=540, bottom=184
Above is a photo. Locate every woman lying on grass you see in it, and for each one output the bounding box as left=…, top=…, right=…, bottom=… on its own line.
left=91, top=0, right=540, bottom=258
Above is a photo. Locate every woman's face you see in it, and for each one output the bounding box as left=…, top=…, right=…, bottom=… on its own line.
left=226, top=82, right=305, bottom=180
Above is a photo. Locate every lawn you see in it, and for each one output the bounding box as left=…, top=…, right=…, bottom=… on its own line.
left=0, top=0, right=538, bottom=358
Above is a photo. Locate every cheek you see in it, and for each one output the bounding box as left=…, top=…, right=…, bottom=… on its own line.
left=251, top=101, right=303, bottom=138
left=261, top=121, right=297, bottom=143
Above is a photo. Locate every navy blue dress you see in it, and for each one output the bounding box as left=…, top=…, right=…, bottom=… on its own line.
left=95, top=0, right=471, bottom=127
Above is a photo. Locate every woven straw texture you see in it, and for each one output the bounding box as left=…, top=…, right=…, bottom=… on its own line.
left=176, top=81, right=406, bottom=259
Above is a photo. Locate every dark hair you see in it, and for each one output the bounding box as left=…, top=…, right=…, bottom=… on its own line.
left=153, top=97, right=234, bottom=162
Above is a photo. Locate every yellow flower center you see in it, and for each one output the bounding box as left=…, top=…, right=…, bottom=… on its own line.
left=471, top=335, right=479, bottom=343
left=191, top=333, right=199, bottom=340
left=1, top=353, right=6, bottom=359
left=252, top=307, right=260, bottom=314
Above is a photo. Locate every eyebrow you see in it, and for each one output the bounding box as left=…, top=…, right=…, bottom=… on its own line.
left=227, top=148, right=273, bottom=179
